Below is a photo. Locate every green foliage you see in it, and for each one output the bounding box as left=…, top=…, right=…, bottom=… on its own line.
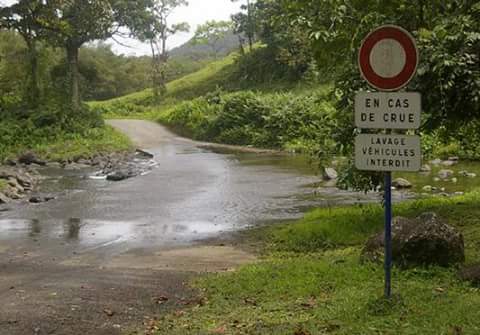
left=273, top=0, right=480, bottom=191
left=268, top=191, right=480, bottom=260
left=416, top=4, right=480, bottom=129
left=192, top=20, right=233, bottom=59
left=0, top=101, right=130, bottom=162
left=159, top=88, right=336, bottom=153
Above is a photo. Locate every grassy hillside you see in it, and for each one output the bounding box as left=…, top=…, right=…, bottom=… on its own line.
left=89, top=52, right=239, bottom=117
left=90, top=45, right=323, bottom=116
left=90, top=47, right=334, bottom=156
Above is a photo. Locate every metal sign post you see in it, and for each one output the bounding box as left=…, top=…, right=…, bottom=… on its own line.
left=384, top=170, right=393, bottom=297
left=355, top=25, right=421, bottom=299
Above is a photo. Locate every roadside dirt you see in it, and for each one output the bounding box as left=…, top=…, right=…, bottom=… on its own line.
left=0, top=243, right=255, bottom=335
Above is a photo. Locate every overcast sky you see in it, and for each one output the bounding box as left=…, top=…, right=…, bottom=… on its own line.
left=1, top=0, right=245, bottom=56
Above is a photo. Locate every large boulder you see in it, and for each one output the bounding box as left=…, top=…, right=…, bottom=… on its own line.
left=323, top=167, right=338, bottom=181
left=361, top=212, right=465, bottom=267
left=106, top=169, right=137, bottom=182
left=18, top=152, right=46, bottom=166
left=392, top=178, right=412, bottom=189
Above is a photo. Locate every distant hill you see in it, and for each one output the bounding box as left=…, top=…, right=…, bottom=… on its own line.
left=170, top=31, right=241, bottom=61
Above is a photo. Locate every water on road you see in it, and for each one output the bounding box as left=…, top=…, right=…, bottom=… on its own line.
left=0, top=120, right=377, bottom=260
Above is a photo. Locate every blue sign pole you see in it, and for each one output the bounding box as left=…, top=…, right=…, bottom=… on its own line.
left=384, top=171, right=393, bottom=298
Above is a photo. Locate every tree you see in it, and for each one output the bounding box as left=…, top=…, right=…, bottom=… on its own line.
left=40, top=0, right=153, bottom=109
left=274, top=0, right=480, bottom=191
left=0, top=0, right=46, bottom=107
left=137, top=0, right=189, bottom=99
left=231, top=0, right=255, bottom=50
left=192, top=20, right=232, bottom=59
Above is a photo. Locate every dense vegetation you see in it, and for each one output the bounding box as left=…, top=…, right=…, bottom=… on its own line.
left=94, top=0, right=480, bottom=190
left=0, top=1, right=238, bottom=162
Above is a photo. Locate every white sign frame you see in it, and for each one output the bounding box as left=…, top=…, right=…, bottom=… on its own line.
left=355, top=92, right=421, bottom=130
left=355, top=134, right=421, bottom=172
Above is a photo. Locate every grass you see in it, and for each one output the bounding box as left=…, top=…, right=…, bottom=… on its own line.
left=89, top=52, right=240, bottom=118
left=0, top=125, right=132, bottom=163
left=31, top=125, right=132, bottom=162
left=268, top=192, right=480, bottom=262
left=90, top=46, right=319, bottom=120
left=150, top=192, right=480, bottom=335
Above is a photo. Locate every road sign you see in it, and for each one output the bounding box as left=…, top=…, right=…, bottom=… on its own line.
left=355, top=134, right=421, bottom=172
left=359, top=25, right=418, bottom=91
left=355, top=92, right=421, bottom=129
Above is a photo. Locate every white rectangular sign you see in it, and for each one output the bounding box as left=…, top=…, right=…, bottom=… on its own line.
left=355, top=134, right=421, bottom=172
left=355, top=92, right=421, bottom=129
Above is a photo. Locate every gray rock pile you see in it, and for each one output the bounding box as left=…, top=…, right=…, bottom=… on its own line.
left=361, top=212, right=465, bottom=268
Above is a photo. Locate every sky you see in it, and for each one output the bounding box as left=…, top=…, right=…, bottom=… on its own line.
left=1, top=0, right=245, bottom=56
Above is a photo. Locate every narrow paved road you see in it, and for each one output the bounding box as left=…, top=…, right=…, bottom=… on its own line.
left=1, top=119, right=355, bottom=334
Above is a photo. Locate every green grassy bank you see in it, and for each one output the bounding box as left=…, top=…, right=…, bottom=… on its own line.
left=0, top=108, right=132, bottom=163
left=149, top=192, right=480, bottom=335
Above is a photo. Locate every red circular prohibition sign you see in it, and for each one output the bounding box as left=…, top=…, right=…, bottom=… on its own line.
left=359, top=25, right=418, bottom=91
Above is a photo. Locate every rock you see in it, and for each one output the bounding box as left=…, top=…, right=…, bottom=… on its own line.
left=5, top=159, right=17, bottom=166
left=136, top=149, right=155, bottom=159
left=451, top=177, right=458, bottom=183
left=441, top=160, right=457, bottom=167
left=323, top=167, right=338, bottom=180
left=433, top=177, right=441, bottom=182
left=438, top=169, right=454, bottom=179
left=361, top=212, right=465, bottom=267
left=0, top=193, right=10, bottom=204
left=106, top=170, right=136, bottom=182
left=448, top=156, right=460, bottom=162
left=392, top=178, right=412, bottom=189
left=103, top=309, right=115, bottom=317
left=430, top=159, right=442, bottom=165
left=7, top=177, right=24, bottom=193
left=459, top=264, right=480, bottom=287
left=18, top=152, right=46, bottom=166
left=29, top=197, right=44, bottom=204
left=47, top=162, right=63, bottom=168
left=77, top=159, right=92, bottom=165
left=458, top=170, right=476, bottom=178
left=422, top=185, right=433, bottom=192
left=454, top=192, right=465, bottom=196
left=420, top=164, right=432, bottom=173
left=4, top=187, right=22, bottom=200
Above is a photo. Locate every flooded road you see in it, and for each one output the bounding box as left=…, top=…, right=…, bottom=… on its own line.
left=0, top=120, right=378, bottom=262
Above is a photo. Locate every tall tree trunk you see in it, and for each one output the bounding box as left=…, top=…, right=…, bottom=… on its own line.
left=247, top=0, right=253, bottom=50
left=150, top=40, right=160, bottom=98
left=66, top=42, right=80, bottom=110
left=238, top=35, right=245, bottom=55
left=25, top=39, right=40, bottom=108
left=158, top=35, right=168, bottom=96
